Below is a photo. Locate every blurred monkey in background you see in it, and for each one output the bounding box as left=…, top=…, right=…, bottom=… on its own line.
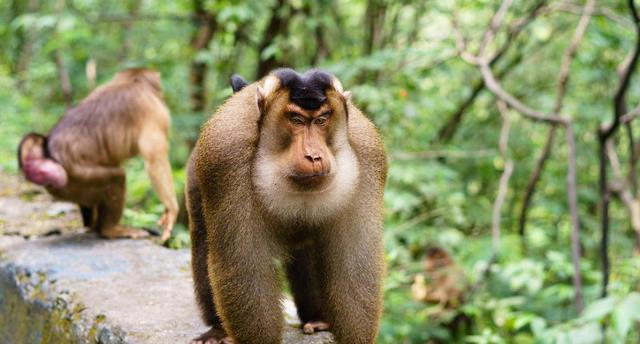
left=18, top=68, right=178, bottom=241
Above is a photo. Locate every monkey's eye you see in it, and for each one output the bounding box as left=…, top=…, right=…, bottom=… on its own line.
left=288, top=113, right=306, bottom=126
left=314, top=112, right=331, bottom=126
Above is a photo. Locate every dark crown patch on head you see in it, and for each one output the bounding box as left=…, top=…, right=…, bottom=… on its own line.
left=273, top=68, right=335, bottom=110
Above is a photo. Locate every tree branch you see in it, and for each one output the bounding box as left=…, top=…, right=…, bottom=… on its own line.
left=392, top=149, right=495, bottom=160
left=437, top=1, right=547, bottom=143
left=606, top=141, right=640, bottom=246
left=519, top=0, right=595, bottom=241
left=53, top=49, right=73, bottom=106
left=478, top=0, right=514, bottom=58
left=566, top=124, right=583, bottom=313
left=599, top=0, right=640, bottom=298
left=518, top=125, right=558, bottom=236
left=550, top=1, right=633, bottom=28
left=460, top=0, right=586, bottom=313
left=492, top=101, right=514, bottom=256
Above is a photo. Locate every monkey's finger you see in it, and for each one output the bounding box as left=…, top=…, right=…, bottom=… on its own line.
left=303, top=321, right=330, bottom=334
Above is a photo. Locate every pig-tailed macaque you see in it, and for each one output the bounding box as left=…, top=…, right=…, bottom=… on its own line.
left=187, top=68, right=387, bottom=344
left=17, top=68, right=179, bottom=241
left=411, top=247, right=466, bottom=308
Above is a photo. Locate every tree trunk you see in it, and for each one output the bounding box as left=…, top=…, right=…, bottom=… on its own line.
left=12, top=0, right=38, bottom=89
left=256, top=0, right=288, bottom=79
left=53, top=49, right=73, bottom=106
left=189, top=0, right=217, bottom=112
left=119, top=0, right=141, bottom=61
left=363, top=0, right=386, bottom=56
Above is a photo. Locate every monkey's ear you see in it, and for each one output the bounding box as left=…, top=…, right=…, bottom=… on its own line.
left=256, top=75, right=280, bottom=112
left=331, top=77, right=351, bottom=100
left=230, top=74, right=249, bottom=93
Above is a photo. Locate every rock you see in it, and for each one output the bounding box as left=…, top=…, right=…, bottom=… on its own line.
left=0, top=172, right=334, bottom=343
left=0, top=234, right=334, bottom=343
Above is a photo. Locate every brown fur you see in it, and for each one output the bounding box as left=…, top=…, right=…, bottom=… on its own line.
left=412, top=247, right=465, bottom=308
left=17, top=68, right=179, bottom=240
left=187, top=72, right=387, bottom=344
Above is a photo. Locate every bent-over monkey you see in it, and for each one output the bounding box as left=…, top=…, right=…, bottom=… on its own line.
left=18, top=68, right=179, bottom=241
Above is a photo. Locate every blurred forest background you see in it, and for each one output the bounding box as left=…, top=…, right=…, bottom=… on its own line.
left=2, top=0, right=640, bottom=343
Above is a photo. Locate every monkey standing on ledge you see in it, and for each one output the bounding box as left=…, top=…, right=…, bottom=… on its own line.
left=17, top=68, right=179, bottom=241
left=187, top=68, right=387, bottom=344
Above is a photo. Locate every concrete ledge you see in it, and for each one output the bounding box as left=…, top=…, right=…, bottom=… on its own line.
left=0, top=174, right=334, bottom=343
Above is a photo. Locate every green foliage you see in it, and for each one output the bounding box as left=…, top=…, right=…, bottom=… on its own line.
left=1, top=0, right=640, bottom=342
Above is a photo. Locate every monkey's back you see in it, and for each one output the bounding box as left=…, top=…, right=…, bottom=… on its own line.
left=47, top=78, right=169, bottom=169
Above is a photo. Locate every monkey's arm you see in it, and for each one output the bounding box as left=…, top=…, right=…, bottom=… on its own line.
left=138, top=128, right=179, bottom=241
left=199, top=190, right=284, bottom=344
left=194, top=126, right=284, bottom=342
left=319, top=192, right=385, bottom=344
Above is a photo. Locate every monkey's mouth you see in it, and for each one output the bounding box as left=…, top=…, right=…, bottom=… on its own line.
left=288, top=172, right=333, bottom=190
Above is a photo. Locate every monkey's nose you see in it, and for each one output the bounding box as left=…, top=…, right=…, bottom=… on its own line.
left=305, top=154, right=322, bottom=163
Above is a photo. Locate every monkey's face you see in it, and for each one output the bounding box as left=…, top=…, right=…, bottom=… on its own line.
left=253, top=69, right=359, bottom=222
left=281, top=101, right=336, bottom=190
left=260, top=89, right=349, bottom=192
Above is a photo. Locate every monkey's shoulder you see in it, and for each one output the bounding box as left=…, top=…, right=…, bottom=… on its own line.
left=347, top=105, right=387, bottom=170
left=194, top=91, right=260, bottom=175
left=200, top=97, right=259, bottom=149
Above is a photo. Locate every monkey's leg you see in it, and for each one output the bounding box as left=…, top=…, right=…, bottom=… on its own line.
left=96, top=177, right=149, bottom=239
left=285, top=245, right=329, bottom=334
left=319, top=215, right=384, bottom=344
left=185, top=162, right=227, bottom=342
left=79, top=205, right=97, bottom=230
left=138, top=130, right=179, bottom=242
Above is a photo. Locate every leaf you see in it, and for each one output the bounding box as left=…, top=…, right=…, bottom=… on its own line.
left=611, top=292, right=640, bottom=340
left=580, top=297, right=616, bottom=323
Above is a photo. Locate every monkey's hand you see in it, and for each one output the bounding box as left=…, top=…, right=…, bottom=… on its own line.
left=157, top=207, right=175, bottom=242
left=302, top=320, right=330, bottom=334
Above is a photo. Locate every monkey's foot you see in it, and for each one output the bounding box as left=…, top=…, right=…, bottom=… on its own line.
left=190, top=327, right=234, bottom=344
left=302, top=320, right=330, bottom=334
left=100, top=225, right=150, bottom=239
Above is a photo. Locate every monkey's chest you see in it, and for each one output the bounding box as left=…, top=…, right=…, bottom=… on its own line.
left=274, top=223, right=323, bottom=248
